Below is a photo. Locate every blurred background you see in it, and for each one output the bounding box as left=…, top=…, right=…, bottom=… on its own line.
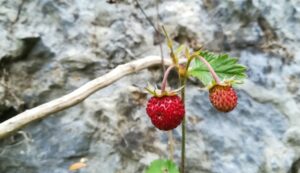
left=0, top=0, right=300, bottom=173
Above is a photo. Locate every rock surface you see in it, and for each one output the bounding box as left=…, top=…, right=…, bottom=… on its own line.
left=1, top=0, right=300, bottom=173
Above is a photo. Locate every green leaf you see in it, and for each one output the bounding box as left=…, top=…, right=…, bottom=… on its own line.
left=188, top=51, right=247, bottom=86
left=146, top=159, right=180, bottom=173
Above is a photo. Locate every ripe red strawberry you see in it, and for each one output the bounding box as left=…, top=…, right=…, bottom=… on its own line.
left=146, top=95, right=185, bottom=131
left=209, top=84, right=238, bottom=112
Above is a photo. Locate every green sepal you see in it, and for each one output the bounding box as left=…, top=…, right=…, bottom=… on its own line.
left=185, top=46, right=190, bottom=59
left=162, top=26, right=178, bottom=65
left=175, top=45, right=185, bottom=55
left=145, top=82, right=157, bottom=96
left=145, top=159, right=180, bottom=173
left=145, top=83, right=182, bottom=97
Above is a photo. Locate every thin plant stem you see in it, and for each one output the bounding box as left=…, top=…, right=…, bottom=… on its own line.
left=180, top=58, right=192, bottom=173
left=160, top=65, right=176, bottom=161
left=161, top=65, right=176, bottom=93
left=134, top=0, right=165, bottom=73
left=134, top=0, right=159, bottom=34
left=197, top=56, right=221, bottom=84
left=168, top=131, right=174, bottom=161
left=155, top=0, right=175, bottom=164
left=180, top=76, right=187, bottom=173
left=155, top=0, right=165, bottom=73
left=177, top=53, right=220, bottom=173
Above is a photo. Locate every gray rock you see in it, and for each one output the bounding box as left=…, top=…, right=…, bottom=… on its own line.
left=1, top=0, right=300, bottom=173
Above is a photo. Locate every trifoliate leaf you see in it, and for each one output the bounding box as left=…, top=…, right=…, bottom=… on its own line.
left=146, top=159, right=179, bottom=173
left=188, top=51, right=247, bottom=86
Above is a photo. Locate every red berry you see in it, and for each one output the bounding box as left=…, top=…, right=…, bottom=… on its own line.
left=146, top=95, right=185, bottom=131
left=209, top=85, right=238, bottom=112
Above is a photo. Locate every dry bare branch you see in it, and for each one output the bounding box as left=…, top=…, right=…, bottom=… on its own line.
left=0, top=56, right=173, bottom=139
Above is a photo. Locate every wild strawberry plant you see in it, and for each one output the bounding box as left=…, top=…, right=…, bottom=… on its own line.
left=145, top=27, right=247, bottom=173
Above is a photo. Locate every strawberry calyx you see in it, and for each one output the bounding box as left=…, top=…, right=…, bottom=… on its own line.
left=207, top=77, right=243, bottom=90
left=145, top=83, right=184, bottom=97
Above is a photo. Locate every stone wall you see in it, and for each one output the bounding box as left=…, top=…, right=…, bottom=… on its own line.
left=1, top=0, right=300, bottom=173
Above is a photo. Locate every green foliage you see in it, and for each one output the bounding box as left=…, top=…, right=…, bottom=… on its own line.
left=146, top=159, right=180, bottom=173
left=188, top=51, right=247, bottom=86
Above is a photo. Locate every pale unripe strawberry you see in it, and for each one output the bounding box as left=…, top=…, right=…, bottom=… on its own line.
left=209, top=85, right=238, bottom=112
